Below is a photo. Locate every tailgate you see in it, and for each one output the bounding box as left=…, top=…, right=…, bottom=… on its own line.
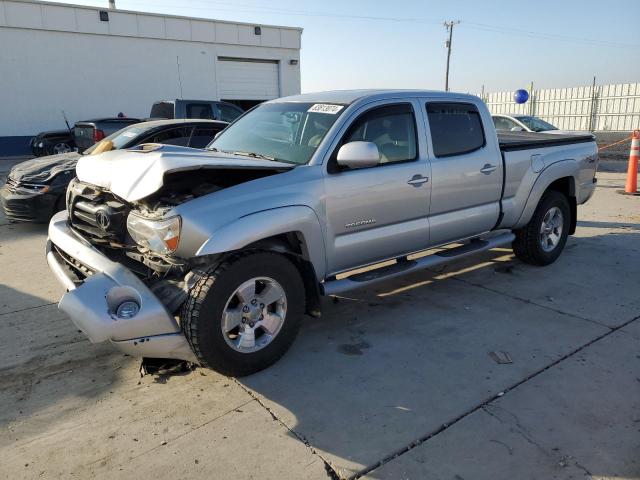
left=74, top=125, right=95, bottom=151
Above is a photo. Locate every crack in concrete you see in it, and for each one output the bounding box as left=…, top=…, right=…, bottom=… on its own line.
left=450, top=275, right=615, bottom=331
left=0, top=302, right=57, bottom=317
left=351, top=314, right=640, bottom=479
left=232, top=378, right=341, bottom=480
left=483, top=404, right=549, bottom=455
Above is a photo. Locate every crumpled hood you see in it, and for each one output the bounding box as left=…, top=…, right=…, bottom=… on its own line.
left=9, top=152, right=81, bottom=183
left=75, top=144, right=293, bottom=202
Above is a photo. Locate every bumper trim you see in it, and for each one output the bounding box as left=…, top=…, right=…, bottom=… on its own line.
left=47, top=211, right=197, bottom=362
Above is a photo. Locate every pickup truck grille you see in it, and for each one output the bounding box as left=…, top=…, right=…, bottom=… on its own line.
left=67, top=180, right=130, bottom=245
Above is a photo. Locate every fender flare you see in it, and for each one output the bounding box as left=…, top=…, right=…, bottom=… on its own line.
left=195, top=205, right=327, bottom=280
left=513, top=160, right=578, bottom=229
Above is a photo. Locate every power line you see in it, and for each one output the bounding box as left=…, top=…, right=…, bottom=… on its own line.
left=462, top=21, right=640, bottom=49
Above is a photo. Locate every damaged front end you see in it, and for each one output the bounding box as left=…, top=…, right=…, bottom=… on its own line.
left=48, top=146, right=293, bottom=361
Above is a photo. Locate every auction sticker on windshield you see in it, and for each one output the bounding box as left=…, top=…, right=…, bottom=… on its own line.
left=308, top=104, right=344, bottom=114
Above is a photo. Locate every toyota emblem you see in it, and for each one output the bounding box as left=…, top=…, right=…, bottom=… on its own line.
left=95, top=210, right=110, bottom=230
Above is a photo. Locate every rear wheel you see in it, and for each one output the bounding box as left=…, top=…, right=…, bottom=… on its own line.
left=181, top=251, right=304, bottom=376
left=51, top=142, right=72, bottom=155
left=512, top=191, right=570, bottom=266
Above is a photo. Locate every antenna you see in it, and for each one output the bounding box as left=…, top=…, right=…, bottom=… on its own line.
left=176, top=56, right=184, bottom=99
left=61, top=110, right=72, bottom=133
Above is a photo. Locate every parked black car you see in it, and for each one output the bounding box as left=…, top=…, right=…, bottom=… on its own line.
left=31, top=117, right=141, bottom=157
left=150, top=99, right=244, bottom=122
left=30, top=129, right=75, bottom=156
left=1, top=119, right=227, bottom=222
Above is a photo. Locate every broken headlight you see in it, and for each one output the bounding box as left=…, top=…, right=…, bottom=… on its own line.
left=127, top=214, right=181, bottom=255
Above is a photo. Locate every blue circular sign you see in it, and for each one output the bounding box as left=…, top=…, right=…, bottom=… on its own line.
left=514, top=89, right=529, bottom=104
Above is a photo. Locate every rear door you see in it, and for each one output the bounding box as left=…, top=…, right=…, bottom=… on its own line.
left=422, top=101, right=502, bottom=246
left=323, top=100, right=431, bottom=274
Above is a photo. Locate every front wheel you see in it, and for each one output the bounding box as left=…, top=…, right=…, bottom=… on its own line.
left=181, top=252, right=304, bottom=376
left=512, top=190, right=570, bottom=266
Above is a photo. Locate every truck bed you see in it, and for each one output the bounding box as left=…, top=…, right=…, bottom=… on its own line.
left=498, top=131, right=595, bottom=151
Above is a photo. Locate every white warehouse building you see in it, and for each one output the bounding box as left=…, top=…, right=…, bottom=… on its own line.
left=0, top=0, right=302, bottom=155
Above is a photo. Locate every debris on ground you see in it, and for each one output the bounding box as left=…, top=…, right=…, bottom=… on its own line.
left=139, top=358, right=196, bottom=378
left=489, top=351, right=513, bottom=364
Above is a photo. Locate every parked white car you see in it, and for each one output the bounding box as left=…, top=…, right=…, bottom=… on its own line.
left=492, top=114, right=582, bottom=135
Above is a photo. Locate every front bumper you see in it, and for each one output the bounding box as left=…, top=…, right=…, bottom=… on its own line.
left=46, top=210, right=197, bottom=362
left=0, top=184, right=59, bottom=222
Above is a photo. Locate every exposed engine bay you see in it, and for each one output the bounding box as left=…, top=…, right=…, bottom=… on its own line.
left=66, top=166, right=285, bottom=281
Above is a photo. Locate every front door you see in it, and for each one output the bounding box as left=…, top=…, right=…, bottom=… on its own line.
left=323, top=101, right=431, bottom=274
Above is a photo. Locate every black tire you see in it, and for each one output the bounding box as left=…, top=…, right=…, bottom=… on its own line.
left=51, top=142, right=72, bottom=155
left=181, top=251, right=304, bottom=377
left=512, top=190, right=570, bottom=266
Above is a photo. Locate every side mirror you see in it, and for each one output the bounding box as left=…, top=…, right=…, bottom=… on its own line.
left=214, top=131, right=222, bottom=140
left=336, top=141, right=380, bottom=169
left=510, top=126, right=525, bottom=132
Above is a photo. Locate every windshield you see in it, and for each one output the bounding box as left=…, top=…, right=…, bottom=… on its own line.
left=207, top=102, right=346, bottom=164
left=515, top=116, right=558, bottom=132
left=84, top=125, right=149, bottom=154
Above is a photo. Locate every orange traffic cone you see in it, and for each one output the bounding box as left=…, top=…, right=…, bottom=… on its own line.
left=623, top=130, right=640, bottom=195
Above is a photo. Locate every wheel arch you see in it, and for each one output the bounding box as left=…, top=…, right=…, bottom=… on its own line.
left=514, top=160, right=578, bottom=232
left=194, top=206, right=326, bottom=317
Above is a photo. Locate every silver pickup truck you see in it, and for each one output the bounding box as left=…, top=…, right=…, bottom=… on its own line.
left=46, top=90, right=598, bottom=376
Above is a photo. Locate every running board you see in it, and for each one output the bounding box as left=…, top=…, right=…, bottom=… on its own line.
left=321, top=232, right=515, bottom=296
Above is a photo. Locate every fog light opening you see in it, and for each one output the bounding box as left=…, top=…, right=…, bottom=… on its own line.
left=116, top=300, right=140, bottom=319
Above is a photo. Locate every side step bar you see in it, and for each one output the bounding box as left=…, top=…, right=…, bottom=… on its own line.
left=321, top=232, right=515, bottom=296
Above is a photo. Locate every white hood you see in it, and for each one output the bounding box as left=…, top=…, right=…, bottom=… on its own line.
left=75, top=145, right=292, bottom=202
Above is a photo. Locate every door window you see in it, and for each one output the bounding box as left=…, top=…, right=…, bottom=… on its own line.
left=144, top=127, right=192, bottom=146
left=217, top=104, right=243, bottom=122
left=336, top=103, right=418, bottom=167
left=189, top=126, right=222, bottom=148
left=426, top=102, right=485, bottom=157
left=493, top=116, right=520, bottom=131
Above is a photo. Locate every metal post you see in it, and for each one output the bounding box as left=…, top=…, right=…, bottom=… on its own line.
left=528, top=81, right=534, bottom=116
left=444, top=21, right=459, bottom=92
left=588, top=76, right=597, bottom=131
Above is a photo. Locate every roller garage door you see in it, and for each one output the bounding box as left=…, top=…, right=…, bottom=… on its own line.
left=217, top=57, right=280, bottom=101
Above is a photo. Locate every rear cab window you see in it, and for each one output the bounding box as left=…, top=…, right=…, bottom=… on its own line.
left=186, top=103, right=215, bottom=120
left=426, top=102, right=485, bottom=157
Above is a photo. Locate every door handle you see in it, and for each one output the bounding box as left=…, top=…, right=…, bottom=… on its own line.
left=407, top=174, right=429, bottom=187
left=480, top=164, right=497, bottom=175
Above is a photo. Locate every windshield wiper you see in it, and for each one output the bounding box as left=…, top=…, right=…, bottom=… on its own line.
left=210, top=148, right=297, bottom=165
left=228, top=150, right=277, bottom=161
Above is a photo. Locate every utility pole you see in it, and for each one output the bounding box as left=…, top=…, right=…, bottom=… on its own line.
left=444, top=20, right=459, bottom=92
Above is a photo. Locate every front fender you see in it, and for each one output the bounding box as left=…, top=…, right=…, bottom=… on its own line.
left=195, top=205, right=327, bottom=280
left=513, top=160, right=578, bottom=229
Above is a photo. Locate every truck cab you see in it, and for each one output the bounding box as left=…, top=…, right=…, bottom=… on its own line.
left=149, top=99, right=244, bottom=123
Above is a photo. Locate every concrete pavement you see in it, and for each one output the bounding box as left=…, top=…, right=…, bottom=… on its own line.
left=0, top=172, right=638, bottom=479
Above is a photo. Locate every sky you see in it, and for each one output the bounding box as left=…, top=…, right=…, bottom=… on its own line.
left=43, top=0, right=640, bottom=94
